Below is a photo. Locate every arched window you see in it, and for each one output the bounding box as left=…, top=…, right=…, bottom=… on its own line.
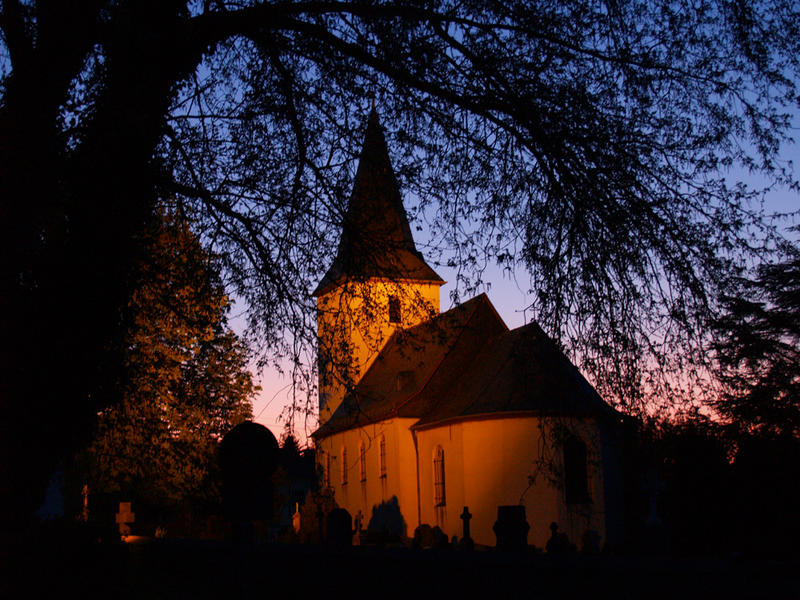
left=359, top=442, right=367, bottom=482
left=433, top=445, right=446, bottom=507
left=379, top=436, right=387, bottom=479
left=341, top=446, right=348, bottom=486
left=564, top=436, right=589, bottom=504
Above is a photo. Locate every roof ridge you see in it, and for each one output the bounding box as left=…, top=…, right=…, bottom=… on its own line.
left=400, top=292, right=488, bottom=335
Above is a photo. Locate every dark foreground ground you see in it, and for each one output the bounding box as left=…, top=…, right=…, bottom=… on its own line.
left=6, top=534, right=800, bottom=599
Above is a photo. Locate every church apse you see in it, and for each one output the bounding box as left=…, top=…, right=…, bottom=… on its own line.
left=413, top=415, right=608, bottom=548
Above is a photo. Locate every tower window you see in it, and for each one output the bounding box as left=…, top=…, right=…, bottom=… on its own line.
left=433, top=445, right=446, bottom=507
left=388, top=296, right=401, bottom=324
left=341, top=446, right=348, bottom=486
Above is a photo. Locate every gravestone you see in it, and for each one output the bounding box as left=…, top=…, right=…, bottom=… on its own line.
left=493, top=505, right=529, bottom=551
left=413, top=524, right=435, bottom=549
left=546, top=522, right=576, bottom=554
left=431, top=526, right=449, bottom=549
left=326, top=508, right=352, bottom=548
left=218, top=421, right=279, bottom=544
left=115, top=502, right=135, bottom=537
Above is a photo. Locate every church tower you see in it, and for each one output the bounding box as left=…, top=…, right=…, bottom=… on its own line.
left=314, top=111, right=444, bottom=424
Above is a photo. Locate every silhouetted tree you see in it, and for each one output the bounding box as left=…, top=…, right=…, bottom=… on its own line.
left=2, top=1, right=799, bottom=528
left=656, top=417, right=733, bottom=554
left=279, top=434, right=302, bottom=474
left=710, top=246, right=800, bottom=554
left=728, top=433, right=800, bottom=555
left=712, top=247, right=800, bottom=439
left=81, top=210, right=255, bottom=508
left=274, top=432, right=315, bottom=532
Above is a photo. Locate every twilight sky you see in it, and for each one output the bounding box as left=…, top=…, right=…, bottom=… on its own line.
left=245, top=126, right=800, bottom=445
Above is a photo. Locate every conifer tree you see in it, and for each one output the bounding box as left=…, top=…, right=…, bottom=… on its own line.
left=713, top=248, right=800, bottom=439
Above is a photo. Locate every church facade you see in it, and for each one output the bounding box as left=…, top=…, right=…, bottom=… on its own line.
left=312, top=112, right=622, bottom=548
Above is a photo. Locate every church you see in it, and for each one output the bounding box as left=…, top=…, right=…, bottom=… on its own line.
left=312, top=111, right=622, bottom=549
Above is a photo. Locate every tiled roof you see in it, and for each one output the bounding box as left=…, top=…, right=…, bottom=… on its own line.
left=411, top=320, right=615, bottom=430
left=314, top=294, right=614, bottom=439
left=314, top=294, right=505, bottom=437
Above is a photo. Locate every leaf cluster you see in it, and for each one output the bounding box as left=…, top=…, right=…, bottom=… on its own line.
left=84, top=211, right=255, bottom=506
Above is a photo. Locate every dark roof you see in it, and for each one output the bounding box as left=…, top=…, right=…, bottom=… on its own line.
left=314, top=294, right=615, bottom=439
left=314, top=294, right=506, bottom=437
left=411, top=320, right=616, bottom=430
left=313, top=110, right=443, bottom=296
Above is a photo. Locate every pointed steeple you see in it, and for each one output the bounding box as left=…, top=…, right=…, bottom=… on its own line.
left=314, top=110, right=443, bottom=296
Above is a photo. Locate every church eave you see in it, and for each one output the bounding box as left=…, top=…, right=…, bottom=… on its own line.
left=311, top=407, right=403, bottom=439
left=314, top=402, right=619, bottom=439
left=312, top=271, right=445, bottom=298
left=409, top=404, right=619, bottom=433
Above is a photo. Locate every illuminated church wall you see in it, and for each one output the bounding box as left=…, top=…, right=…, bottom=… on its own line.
left=318, top=413, right=608, bottom=548
left=414, top=416, right=607, bottom=548
left=316, top=417, right=421, bottom=535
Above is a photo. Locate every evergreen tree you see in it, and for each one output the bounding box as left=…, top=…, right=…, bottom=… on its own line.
left=713, top=248, right=800, bottom=438
left=85, top=211, right=255, bottom=506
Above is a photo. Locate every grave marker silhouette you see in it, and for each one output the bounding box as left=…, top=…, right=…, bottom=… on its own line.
left=493, top=505, right=529, bottom=551
left=218, top=421, right=279, bottom=544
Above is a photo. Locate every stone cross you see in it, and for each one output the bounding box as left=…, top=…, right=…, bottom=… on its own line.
left=459, top=506, right=474, bottom=551
left=460, top=506, right=472, bottom=540
left=115, top=501, right=135, bottom=537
